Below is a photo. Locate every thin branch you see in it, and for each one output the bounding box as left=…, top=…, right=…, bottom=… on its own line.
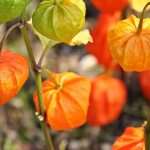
left=0, top=23, right=22, bottom=52
left=137, top=2, right=150, bottom=34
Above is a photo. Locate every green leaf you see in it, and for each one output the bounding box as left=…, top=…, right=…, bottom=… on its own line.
left=0, top=0, right=30, bottom=24
left=69, top=29, right=93, bottom=46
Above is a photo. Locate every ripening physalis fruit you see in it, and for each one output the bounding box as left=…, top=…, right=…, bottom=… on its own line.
left=0, top=50, right=29, bottom=106
left=86, top=12, right=120, bottom=70
left=33, top=72, right=91, bottom=130
left=32, top=0, right=86, bottom=44
left=92, top=0, right=128, bottom=13
left=109, top=15, right=150, bottom=72
left=139, top=70, right=150, bottom=101
left=0, top=0, right=30, bottom=24
left=87, top=74, right=127, bottom=126
left=113, top=127, right=145, bottom=150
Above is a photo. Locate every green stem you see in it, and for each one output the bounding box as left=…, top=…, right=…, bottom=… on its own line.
left=145, top=105, right=150, bottom=150
left=37, top=41, right=59, bottom=67
left=20, top=26, right=36, bottom=71
left=34, top=71, right=46, bottom=116
left=136, top=3, right=150, bottom=149
left=20, top=10, right=54, bottom=150
left=0, top=23, right=22, bottom=52
left=35, top=72, right=54, bottom=150
left=145, top=125, right=150, bottom=150
left=137, top=2, right=150, bottom=34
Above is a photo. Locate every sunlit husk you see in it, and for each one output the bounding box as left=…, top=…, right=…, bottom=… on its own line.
left=34, top=72, right=91, bottom=130
left=113, top=127, right=145, bottom=150
left=109, top=15, right=150, bottom=72
left=0, top=50, right=29, bottom=106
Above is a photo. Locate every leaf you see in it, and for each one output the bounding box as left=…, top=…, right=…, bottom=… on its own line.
left=0, top=0, right=30, bottom=24
left=69, top=29, right=93, bottom=46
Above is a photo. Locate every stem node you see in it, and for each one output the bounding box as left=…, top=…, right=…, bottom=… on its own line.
left=34, top=64, right=42, bottom=73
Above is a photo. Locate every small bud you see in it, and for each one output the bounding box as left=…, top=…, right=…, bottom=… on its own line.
left=142, top=121, right=147, bottom=127
left=0, top=0, right=30, bottom=24
left=32, top=0, right=86, bottom=44
left=38, top=115, right=44, bottom=122
left=35, top=112, right=39, bottom=116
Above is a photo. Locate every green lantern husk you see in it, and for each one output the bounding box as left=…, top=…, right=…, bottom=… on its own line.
left=32, top=0, right=86, bottom=44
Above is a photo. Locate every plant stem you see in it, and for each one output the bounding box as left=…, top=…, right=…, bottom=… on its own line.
left=20, top=10, right=54, bottom=150
left=37, top=41, right=59, bottom=67
left=145, top=105, right=150, bottom=150
left=137, top=2, right=150, bottom=34
left=145, top=125, right=150, bottom=150
left=20, top=26, right=36, bottom=70
left=35, top=72, right=54, bottom=150
left=137, top=3, right=150, bottom=149
left=0, top=23, right=22, bottom=52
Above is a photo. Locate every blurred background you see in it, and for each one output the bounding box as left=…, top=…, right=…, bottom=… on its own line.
left=0, top=0, right=149, bottom=149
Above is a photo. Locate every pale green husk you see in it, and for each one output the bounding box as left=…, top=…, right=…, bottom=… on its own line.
left=32, top=0, right=86, bottom=44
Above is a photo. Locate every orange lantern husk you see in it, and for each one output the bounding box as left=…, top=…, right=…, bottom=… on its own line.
left=87, top=74, right=127, bottom=126
left=139, top=70, right=150, bottom=101
left=113, top=127, right=145, bottom=150
left=92, top=0, right=128, bottom=13
left=0, top=50, right=29, bottom=106
left=33, top=72, right=91, bottom=131
left=109, top=15, right=150, bottom=72
left=86, top=12, right=120, bottom=70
